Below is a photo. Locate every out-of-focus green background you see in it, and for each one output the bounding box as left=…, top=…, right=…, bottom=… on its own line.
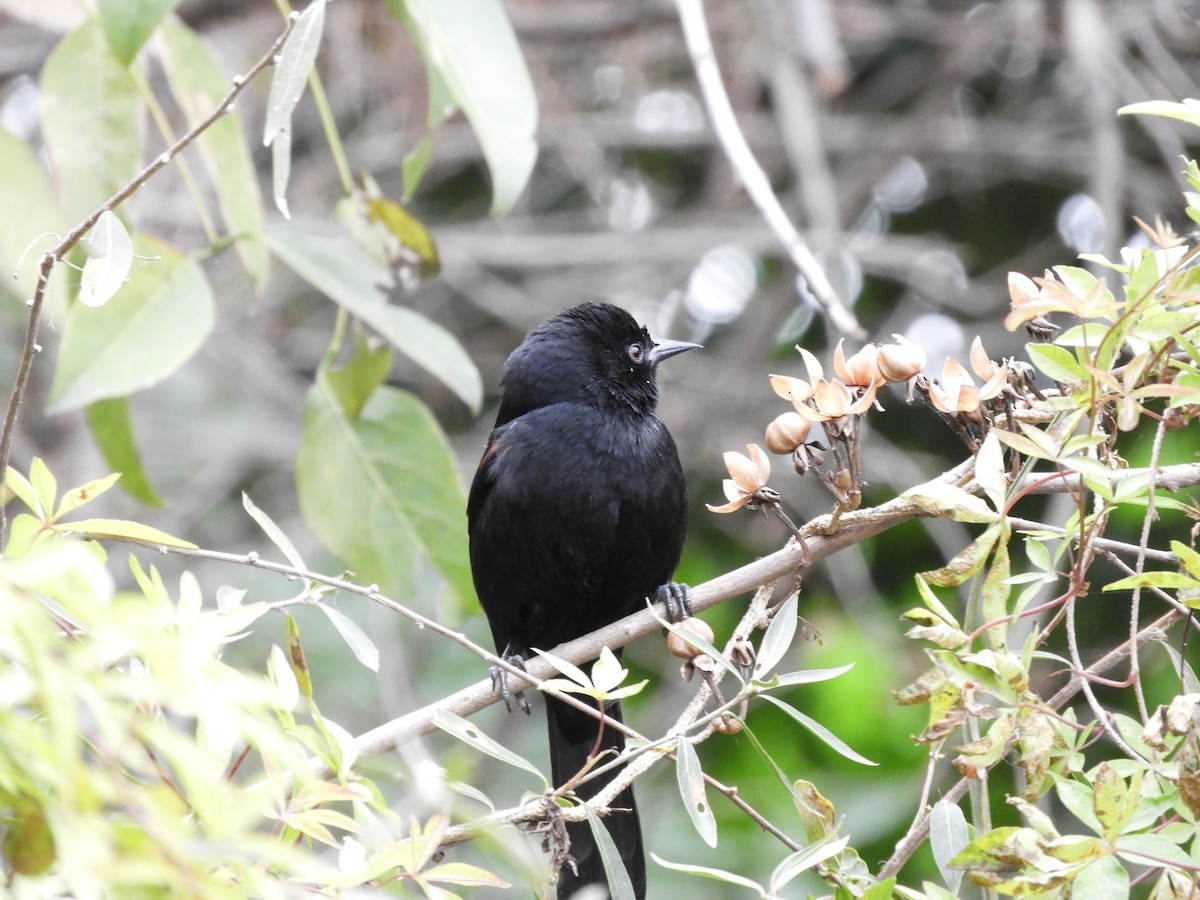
left=2, top=1, right=1199, bottom=894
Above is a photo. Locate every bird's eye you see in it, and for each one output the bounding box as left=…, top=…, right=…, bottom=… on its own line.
left=627, top=342, right=644, bottom=363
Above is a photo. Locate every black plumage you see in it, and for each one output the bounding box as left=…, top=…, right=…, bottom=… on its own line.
left=467, top=302, right=697, bottom=898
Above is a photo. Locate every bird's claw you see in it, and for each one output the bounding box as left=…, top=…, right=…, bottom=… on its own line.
left=491, top=654, right=531, bottom=714
left=655, top=581, right=692, bottom=623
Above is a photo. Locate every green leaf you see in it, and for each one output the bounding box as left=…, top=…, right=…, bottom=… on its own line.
left=49, top=236, right=215, bottom=412
left=675, top=735, right=717, bottom=848
left=265, top=226, right=482, bottom=412
left=1070, top=854, right=1128, bottom=900
left=40, top=20, right=143, bottom=224
left=97, top=0, right=180, bottom=66
left=1026, top=342, right=1086, bottom=384
left=84, top=398, right=164, bottom=507
left=431, top=710, right=547, bottom=787
left=397, top=0, right=538, bottom=216
left=263, top=0, right=327, bottom=217
left=1104, top=571, right=1200, bottom=592
left=59, top=517, right=196, bottom=549
left=1054, top=776, right=1103, bottom=834
left=759, top=694, right=876, bottom=766
left=158, top=16, right=268, bottom=288
left=1171, top=540, right=1200, bottom=581
left=53, top=473, right=121, bottom=521
left=296, top=351, right=473, bottom=606
left=28, top=457, right=58, bottom=521
left=1115, top=832, right=1195, bottom=867
left=2, top=799, right=55, bottom=875
left=0, top=129, right=66, bottom=301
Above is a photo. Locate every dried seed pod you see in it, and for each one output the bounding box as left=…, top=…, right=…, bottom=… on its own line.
left=666, top=617, right=715, bottom=659
left=765, top=412, right=813, bottom=454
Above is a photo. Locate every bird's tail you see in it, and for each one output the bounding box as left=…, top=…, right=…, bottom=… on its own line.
left=545, top=692, right=645, bottom=899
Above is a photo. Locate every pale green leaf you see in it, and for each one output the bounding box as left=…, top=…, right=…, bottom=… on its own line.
left=399, top=0, right=538, bottom=215
left=1119, top=99, right=1200, bottom=128
left=53, top=473, right=121, bottom=521
left=295, top=350, right=473, bottom=606
left=769, top=663, right=855, bottom=687
left=265, top=226, right=482, bottom=411
left=49, top=236, right=215, bottom=411
left=40, top=20, right=143, bottom=223
left=158, top=16, right=267, bottom=287
left=0, top=130, right=66, bottom=300
left=1070, top=855, right=1129, bottom=900
left=60, top=517, right=196, bottom=549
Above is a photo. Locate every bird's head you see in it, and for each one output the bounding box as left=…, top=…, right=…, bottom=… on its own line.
left=496, top=302, right=700, bottom=423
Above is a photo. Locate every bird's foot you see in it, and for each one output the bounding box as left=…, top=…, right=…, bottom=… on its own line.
left=491, top=653, right=531, bottom=714
left=655, top=581, right=693, bottom=623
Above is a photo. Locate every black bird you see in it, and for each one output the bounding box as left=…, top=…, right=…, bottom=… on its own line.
left=467, top=302, right=698, bottom=899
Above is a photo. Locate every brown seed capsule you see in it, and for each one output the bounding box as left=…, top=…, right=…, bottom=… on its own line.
left=876, top=334, right=927, bottom=382
left=764, top=412, right=813, bottom=454
left=666, top=617, right=716, bottom=659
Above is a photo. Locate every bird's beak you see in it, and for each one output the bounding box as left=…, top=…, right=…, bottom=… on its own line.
left=648, top=339, right=702, bottom=364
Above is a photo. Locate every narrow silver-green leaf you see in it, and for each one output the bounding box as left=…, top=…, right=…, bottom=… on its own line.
left=431, top=710, right=547, bottom=787
left=96, top=0, right=180, bottom=66
left=264, top=0, right=326, bottom=216
left=768, top=835, right=850, bottom=894
left=49, top=236, right=215, bottom=412
left=316, top=603, right=380, bottom=672
left=759, top=695, right=877, bottom=766
left=400, top=0, right=537, bottom=215
left=929, top=799, right=967, bottom=893
left=40, top=20, right=143, bottom=224
left=242, top=492, right=306, bottom=570
left=754, top=592, right=798, bottom=678
left=580, top=801, right=638, bottom=900
left=296, top=349, right=473, bottom=607
left=675, top=735, right=717, bottom=848
left=265, top=226, right=482, bottom=411
left=158, top=16, right=267, bottom=287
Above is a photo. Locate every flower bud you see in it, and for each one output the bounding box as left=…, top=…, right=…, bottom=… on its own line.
left=765, top=412, right=813, bottom=454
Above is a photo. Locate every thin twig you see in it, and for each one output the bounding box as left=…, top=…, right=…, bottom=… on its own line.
left=673, top=0, right=863, bottom=337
